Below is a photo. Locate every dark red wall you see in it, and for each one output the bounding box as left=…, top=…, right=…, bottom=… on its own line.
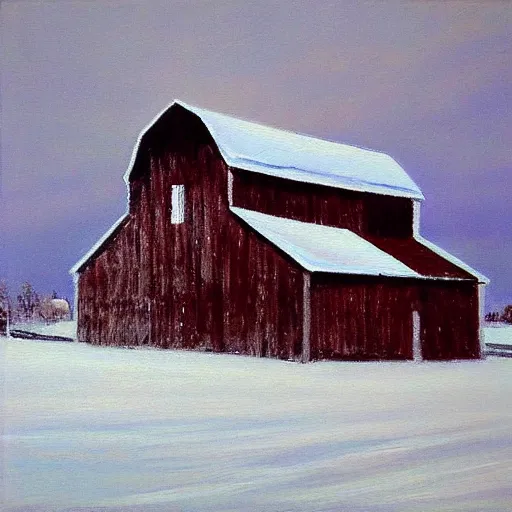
left=231, top=168, right=413, bottom=238
left=231, top=169, right=476, bottom=280
left=310, top=274, right=480, bottom=360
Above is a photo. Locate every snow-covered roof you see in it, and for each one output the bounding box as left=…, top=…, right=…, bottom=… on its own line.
left=230, top=207, right=421, bottom=278
left=70, top=213, right=129, bottom=274
left=124, top=100, right=424, bottom=200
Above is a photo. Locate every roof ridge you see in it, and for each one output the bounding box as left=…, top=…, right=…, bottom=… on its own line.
left=175, top=99, right=392, bottom=158
left=123, top=99, right=424, bottom=200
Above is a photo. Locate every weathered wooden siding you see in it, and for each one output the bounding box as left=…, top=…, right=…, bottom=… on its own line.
left=230, top=169, right=476, bottom=280
left=77, top=105, right=303, bottom=358
left=419, top=282, right=480, bottom=360
left=310, top=274, right=480, bottom=360
left=77, top=104, right=481, bottom=362
left=365, top=236, right=475, bottom=280
left=231, top=168, right=413, bottom=238
left=222, top=223, right=303, bottom=359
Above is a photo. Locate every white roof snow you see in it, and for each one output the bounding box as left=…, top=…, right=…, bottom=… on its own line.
left=124, top=100, right=424, bottom=200
left=230, top=207, right=421, bottom=278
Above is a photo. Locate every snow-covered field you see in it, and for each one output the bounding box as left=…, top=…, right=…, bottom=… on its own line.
left=484, top=323, right=512, bottom=346
left=9, top=320, right=77, bottom=339
left=2, top=327, right=512, bottom=511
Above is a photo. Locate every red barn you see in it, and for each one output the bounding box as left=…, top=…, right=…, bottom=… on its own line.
left=70, top=100, right=488, bottom=361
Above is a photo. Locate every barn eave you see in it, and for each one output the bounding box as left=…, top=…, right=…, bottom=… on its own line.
left=69, top=212, right=129, bottom=275
left=413, top=234, right=489, bottom=285
left=230, top=207, right=486, bottom=284
left=230, top=207, right=420, bottom=279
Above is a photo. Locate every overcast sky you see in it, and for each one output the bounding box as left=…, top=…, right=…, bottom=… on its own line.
left=1, top=0, right=511, bottom=310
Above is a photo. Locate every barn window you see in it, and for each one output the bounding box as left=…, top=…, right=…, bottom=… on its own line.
left=170, top=185, right=185, bottom=224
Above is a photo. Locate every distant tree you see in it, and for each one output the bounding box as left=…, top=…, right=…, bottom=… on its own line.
left=0, top=280, right=9, bottom=334
left=0, top=280, right=8, bottom=308
left=502, top=305, right=512, bottom=324
left=485, top=311, right=506, bottom=323
left=16, top=282, right=40, bottom=322
left=486, top=307, right=512, bottom=324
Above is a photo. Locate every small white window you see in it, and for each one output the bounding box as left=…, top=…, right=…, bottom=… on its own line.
left=171, top=185, right=185, bottom=224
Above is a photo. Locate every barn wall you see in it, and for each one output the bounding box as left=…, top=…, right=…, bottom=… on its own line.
left=77, top=105, right=303, bottom=358
left=419, top=281, right=480, bottom=360
left=231, top=169, right=413, bottom=238
left=77, top=218, right=146, bottom=346
left=222, top=221, right=304, bottom=359
left=310, top=275, right=415, bottom=360
left=310, top=275, right=480, bottom=361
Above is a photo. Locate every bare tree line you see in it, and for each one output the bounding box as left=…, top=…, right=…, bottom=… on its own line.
left=485, top=305, right=512, bottom=324
left=0, top=280, right=71, bottom=334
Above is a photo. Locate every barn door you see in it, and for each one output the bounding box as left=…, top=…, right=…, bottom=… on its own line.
left=412, top=310, right=422, bottom=361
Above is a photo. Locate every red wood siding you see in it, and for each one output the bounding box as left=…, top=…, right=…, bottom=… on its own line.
left=310, top=274, right=480, bottom=361
left=230, top=168, right=475, bottom=280
left=77, top=105, right=481, bottom=362
left=77, top=105, right=303, bottom=359
left=419, top=282, right=480, bottom=360
left=222, top=222, right=303, bottom=359
left=231, top=168, right=413, bottom=238
left=365, top=236, right=475, bottom=280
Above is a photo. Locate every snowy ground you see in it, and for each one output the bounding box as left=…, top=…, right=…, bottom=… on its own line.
left=1, top=327, right=512, bottom=511
left=484, top=323, right=512, bottom=346
left=9, top=321, right=77, bottom=339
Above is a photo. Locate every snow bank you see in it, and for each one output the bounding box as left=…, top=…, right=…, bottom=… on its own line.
left=2, top=336, right=511, bottom=511
left=484, top=324, right=512, bottom=346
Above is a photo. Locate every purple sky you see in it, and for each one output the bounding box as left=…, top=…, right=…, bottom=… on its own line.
left=1, top=1, right=511, bottom=311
